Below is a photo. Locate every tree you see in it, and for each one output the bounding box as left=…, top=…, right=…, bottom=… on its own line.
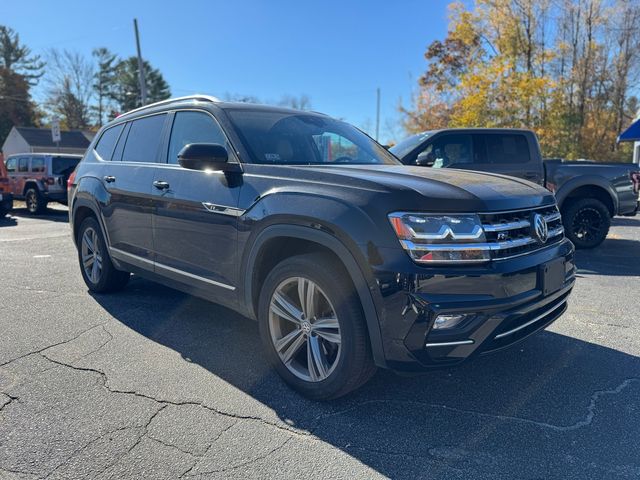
left=0, top=26, right=44, bottom=84
left=0, top=67, right=38, bottom=145
left=401, top=0, right=640, bottom=161
left=110, top=57, right=170, bottom=114
left=278, top=94, right=312, bottom=110
left=45, top=49, right=94, bottom=129
left=0, top=25, right=41, bottom=145
left=92, top=47, right=118, bottom=126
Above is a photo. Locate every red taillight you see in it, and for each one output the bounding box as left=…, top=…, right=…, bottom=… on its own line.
left=46, top=177, right=55, bottom=185
left=631, top=171, right=640, bottom=195
left=67, top=170, right=76, bottom=190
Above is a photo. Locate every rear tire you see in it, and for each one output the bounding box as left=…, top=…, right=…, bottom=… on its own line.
left=77, top=217, right=130, bottom=292
left=25, top=188, right=47, bottom=214
left=562, top=198, right=611, bottom=249
left=258, top=253, right=376, bottom=400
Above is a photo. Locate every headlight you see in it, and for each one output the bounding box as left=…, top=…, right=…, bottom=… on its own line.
left=388, top=212, right=489, bottom=263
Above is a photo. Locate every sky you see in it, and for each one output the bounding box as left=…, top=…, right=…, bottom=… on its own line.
left=1, top=0, right=453, bottom=143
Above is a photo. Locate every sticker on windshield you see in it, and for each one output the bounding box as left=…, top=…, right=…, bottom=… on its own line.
left=265, top=153, right=280, bottom=161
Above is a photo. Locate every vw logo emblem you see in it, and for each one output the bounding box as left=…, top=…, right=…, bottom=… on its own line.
left=532, top=213, right=548, bottom=244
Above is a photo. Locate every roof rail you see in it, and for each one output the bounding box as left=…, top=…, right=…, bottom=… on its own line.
left=117, top=94, right=220, bottom=118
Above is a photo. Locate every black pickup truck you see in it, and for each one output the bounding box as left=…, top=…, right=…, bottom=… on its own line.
left=391, top=129, right=640, bottom=248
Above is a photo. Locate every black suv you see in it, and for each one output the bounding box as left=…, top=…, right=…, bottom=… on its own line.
left=69, top=96, right=575, bottom=400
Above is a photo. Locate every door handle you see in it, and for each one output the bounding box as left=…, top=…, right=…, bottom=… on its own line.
left=103, top=175, right=116, bottom=183
left=153, top=180, right=170, bottom=190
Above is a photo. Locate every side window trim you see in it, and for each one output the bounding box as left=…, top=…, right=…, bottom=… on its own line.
left=112, top=122, right=132, bottom=161
left=165, top=108, right=239, bottom=166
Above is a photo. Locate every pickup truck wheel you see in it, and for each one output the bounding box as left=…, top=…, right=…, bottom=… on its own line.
left=258, top=253, right=376, bottom=400
left=77, top=217, right=130, bottom=292
left=25, top=188, right=47, bottom=214
left=562, top=198, right=611, bottom=249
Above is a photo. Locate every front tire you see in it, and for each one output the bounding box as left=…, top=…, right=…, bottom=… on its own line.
left=562, top=198, right=611, bottom=249
left=77, top=217, right=130, bottom=292
left=258, top=253, right=376, bottom=400
left=25, top=188, right=47, bottom=214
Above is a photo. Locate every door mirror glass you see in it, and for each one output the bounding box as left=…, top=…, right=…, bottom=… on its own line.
left=178, top=143, right=229, bottom=171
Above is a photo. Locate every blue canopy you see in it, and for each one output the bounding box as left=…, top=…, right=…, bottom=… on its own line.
left=618, top=118, right=640, bottom=143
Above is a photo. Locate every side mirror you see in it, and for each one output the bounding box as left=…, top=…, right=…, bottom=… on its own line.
left=416, top=151, right=435, bottom=167
left=178, top=143, right=233, bottom=171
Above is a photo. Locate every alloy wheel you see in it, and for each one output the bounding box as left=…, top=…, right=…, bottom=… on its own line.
left=81, top=227, right=103, bottom=284
left=268, top=276, right=342, bottom=382
left=26, top=191, right=38, bottom=213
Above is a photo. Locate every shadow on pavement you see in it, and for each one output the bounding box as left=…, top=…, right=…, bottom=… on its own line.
left=2, top=206, right=69, bottom=225
left=575, top=238, right=640, bottom=276
left=92, top=277, right=640, bottom=478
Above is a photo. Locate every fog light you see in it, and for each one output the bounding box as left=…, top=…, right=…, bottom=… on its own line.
left=433, top=314, right=467, bottom=330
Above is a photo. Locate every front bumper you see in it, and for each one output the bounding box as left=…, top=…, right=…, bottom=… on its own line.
left=0, top=192, right=13, bottom=209
left=369, top=238, right=575, bottom=372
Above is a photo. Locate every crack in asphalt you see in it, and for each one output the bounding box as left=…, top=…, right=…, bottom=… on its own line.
left=43, top=424, right=145, bottom=479
left=0, top=393, right=18, bottom=412
left=177, top=421, right=238, bottom=479
left=88, top=405, right=167, bottom=480
left=0, top=323, right=109, bottom=369
left=316, top=377, right=640, bottom=433
left=3, top=319, right=639, bottom=477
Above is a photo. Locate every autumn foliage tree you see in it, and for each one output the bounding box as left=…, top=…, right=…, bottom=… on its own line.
left=402, top=0, right=640, bottom=161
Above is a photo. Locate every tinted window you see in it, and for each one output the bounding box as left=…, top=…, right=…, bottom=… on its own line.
left=95, top=124, right=124, bottom=160
left=168, top=111, right=229, bottom=165
left=427, top=135, right=473, bottom=168
left=483, top=134, right=530, bottom=164
left=389, top=131, right=433, bottom=159
left=31, top=157, right=45, bottom=172
left=228, top=110, right=398, bottom=165
left=18, top=157, right=29, bottom=172
left=6, top=158, right=16, bottom=173
left=121, top=114, right=166, bottom=163
left=52, top=157, right=80, bottom=175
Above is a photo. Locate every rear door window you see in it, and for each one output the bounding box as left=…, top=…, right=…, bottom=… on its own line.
left=482, top=134, right=530, bottom=164
left=31, top=157, right=45, bottom=172
left=94, top=123, right=124, bottom=161
left=52, top=157, right=80, bottom=175
left=121, top=114, right=167, bottom=163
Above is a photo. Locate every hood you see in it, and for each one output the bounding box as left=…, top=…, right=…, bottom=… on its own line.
left=302, top=164, right=556, bottom=212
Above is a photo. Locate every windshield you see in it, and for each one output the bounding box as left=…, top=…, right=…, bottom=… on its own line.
left=52, top=157, right=80, bottom=175
left=389, top=131, right=433, bottom=159
left=227, top=110, right=399, bottom=165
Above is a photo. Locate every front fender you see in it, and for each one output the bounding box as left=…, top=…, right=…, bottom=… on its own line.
left=242, top=223, right=388, bottom=368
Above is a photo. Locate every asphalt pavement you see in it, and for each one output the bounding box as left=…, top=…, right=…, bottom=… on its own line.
left=0, top=204, right=639, bottom=479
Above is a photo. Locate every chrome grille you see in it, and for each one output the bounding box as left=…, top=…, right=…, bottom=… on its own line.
left=479, top=205, right=564, bottom=260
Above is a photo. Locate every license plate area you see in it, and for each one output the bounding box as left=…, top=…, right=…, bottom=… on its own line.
left=540, top=258, right=565, bottom=296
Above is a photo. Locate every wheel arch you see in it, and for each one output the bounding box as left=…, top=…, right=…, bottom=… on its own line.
left=555, top=177, right=617, bottom=217
left=243, top=224, right=387, bottom=368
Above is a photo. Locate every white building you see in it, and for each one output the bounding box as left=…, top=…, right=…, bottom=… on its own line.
left=2, top=126, right=93, bottom=158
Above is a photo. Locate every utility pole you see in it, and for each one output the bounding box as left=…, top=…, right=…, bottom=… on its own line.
left=375, top=87, right=381, bottom=142
left=133, top=18, right=147, bottom=106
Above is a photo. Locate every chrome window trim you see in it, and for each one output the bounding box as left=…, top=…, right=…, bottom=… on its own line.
left=109, top=247, right=235, bottom=291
